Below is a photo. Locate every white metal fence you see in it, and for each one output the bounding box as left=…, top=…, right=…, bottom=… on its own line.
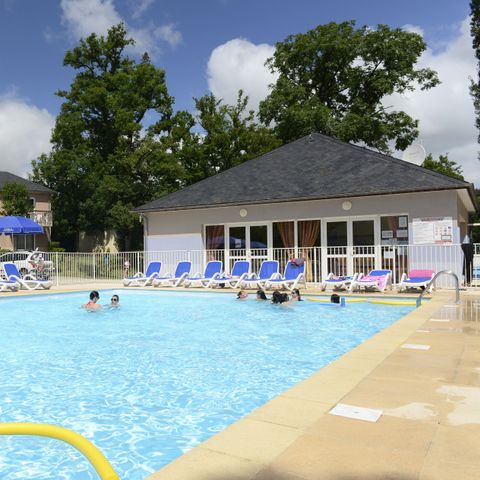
left=2, top=244, right=477, bottom=289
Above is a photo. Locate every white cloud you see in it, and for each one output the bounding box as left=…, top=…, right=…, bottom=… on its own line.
left=130, top=0, right=154, bottom=20
left=60, top=0, right=182, bottom=57
left=206, top=38, right=278, bottom=113
left=402, top=24, right=425, bottom=37
left=0, top=92, right=54, bottom=176
left=389, top=17, right=479, bottom=186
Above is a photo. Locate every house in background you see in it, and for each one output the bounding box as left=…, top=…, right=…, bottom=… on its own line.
left=136, top=134, right=478, bottom=284
left=0, top=171, right=53, bottom=251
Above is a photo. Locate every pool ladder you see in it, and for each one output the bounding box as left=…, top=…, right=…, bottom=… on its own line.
left=0, top=423, right=119, bottom=479
left=416, top=270, right=460, bottom=308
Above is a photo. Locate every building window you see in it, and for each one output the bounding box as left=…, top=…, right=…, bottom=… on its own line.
left=273, top=222, right=294, bottom=248
left=298, top=220, right=321, bottom=247
left=14, top=235, right=34, bottom=250
left=29, top=198, right=36, bottom=210
left=205, top=225, right=225, bottom=250
left=381, top=216, right=409, bottom=245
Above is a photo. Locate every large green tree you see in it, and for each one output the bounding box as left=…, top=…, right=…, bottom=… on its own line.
left=259, top=21, right=439, bottom=152
left=470, top=0, right=480, bottom=147
left=0, top=182, right=33, bottom=216
left=421, top=153, right=464, bottom=180
left=176, top=91, right=280, bottom=185
left=32, top=24, right=182, bottom=250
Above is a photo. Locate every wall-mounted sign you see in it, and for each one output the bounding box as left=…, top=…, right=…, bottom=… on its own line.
left=412, top=217, right=453, bottom=245
left=381, top=230, right=393, bottom=239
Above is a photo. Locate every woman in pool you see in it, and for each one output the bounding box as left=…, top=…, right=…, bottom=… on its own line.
left=271, top=290, right=290, bottom=305
left=109, top=294, right=120, bottom=308
left=291, top=289, right=302, bottom=301
left=82, top=290, right=102, bottom=310
left=256, top=290, right=268, bottom=301
left=236, top=290, right=248, bottom=300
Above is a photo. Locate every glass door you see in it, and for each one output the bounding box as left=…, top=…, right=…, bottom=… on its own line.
left=326, top=221, right=348, bottom=276
left=226, top=224, right=269, bottom=273
left=352, top=220, right=375, bottom=274
left=249, top=225, right=268, bottom=274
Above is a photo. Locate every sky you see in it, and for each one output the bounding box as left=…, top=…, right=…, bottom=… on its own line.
left=0, top=0, right=478, bottom=186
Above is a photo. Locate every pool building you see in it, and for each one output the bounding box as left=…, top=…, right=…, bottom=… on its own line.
left=137, top=133, right=478, bottom=285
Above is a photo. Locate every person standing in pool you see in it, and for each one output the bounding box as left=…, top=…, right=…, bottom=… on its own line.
left=291, top=289, right=302, bottom=301
left=82, top=290, right=102, bottom=310
left=237, top=290, right=248, bottom=300
left=109, top=294, right=120, bottom=308
left=256, top=290, right=268, bottom=301
left=271, top=291, right=290, bottom=305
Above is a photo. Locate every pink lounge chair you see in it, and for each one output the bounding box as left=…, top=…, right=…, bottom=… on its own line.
left=399, top=269, right=435, bottom=292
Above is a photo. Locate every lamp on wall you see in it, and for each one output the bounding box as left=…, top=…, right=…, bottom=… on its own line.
left=239, top=208, right=248, bottom=217
left=342, top=201, right=352, bottom=211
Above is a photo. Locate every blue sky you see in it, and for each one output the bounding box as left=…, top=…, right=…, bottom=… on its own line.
left=0, top=0, right=478, bottom=185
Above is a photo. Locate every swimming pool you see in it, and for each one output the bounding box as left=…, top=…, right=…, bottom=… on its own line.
left=0, top=290, right=414, bottom=479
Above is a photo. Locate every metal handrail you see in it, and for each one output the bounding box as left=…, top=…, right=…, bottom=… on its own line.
left=0, top=423, right=119, bottom=479
left=416, top=270, right=460, bottom=308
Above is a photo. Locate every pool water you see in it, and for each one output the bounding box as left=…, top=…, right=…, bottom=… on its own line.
left=0, top=290, right=413, bottom=479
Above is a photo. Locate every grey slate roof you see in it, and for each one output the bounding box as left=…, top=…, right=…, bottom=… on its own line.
left=0, top=171, right=53, bottom=194
left=137, top=133, right=476, bottom=212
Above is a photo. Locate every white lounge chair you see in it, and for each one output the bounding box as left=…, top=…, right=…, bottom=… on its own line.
left=4, top=263, right=52, bottom=290
left=209, top=260, right=251, bottom=288
left=183, top=261, right=223, bottom=288
left=236, top=260, right=279, bottom=290
left=350, top=269, right=392, bottom=293
left=0, top=279, right=19, bottom=292
left=153, top=261, right=192, bottom=287
left=264, top=261, right=306, bottom=291
left=123, top=261, right=162, bottom=287
left=321, top=273, right=358, bottom=291
left=398, top=269, right=435, bottom=292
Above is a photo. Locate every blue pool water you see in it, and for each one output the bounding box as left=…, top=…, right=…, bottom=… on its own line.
left=0, top=290, right=413, bottom=479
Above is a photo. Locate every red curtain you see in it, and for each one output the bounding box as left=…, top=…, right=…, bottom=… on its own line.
left=206, top=225, right=225, bottom=250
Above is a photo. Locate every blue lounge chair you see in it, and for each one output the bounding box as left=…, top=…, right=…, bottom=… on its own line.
left=209, top=260, right=251, bottom=288
left=264, top=261, right=306, bottom=291
left=350, top=269, right=392, bottom=293
left=321, top=273, right=358, bottom=291
left=4, top=263, right=52, bottom=290
left=0, top=279, right=19, bottom=292
left=398, top=270, right=435, bottom=292
left=123, top=261, right=162, bottom=287
left=183, top=261, right=223, bottom=288
left=236, top=260, right=279, bottom=290
left=153, top=261, right=192, bottom=287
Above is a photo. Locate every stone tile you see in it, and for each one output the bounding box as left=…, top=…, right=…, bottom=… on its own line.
left=265, top=432, right=425, bottom=480
left=249, top=395, right=330, bottom=429
left=421, top=459, right=480, bottom=480
left=200, top=418, right=300, bottom=463
left=145, top=447, right=262, bottom=480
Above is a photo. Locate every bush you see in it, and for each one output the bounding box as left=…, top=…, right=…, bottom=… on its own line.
left=49, top=241, right=65, bottom=252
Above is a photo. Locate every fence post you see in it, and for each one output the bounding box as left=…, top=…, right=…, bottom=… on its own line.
left=55, top=252, right=59, bottom=287
left=92, top=253, right=96, bottom=282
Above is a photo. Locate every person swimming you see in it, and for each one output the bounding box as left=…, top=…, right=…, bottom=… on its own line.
left=256, top=290, right=268, bottom=300
left=82, top=290, right=102, bottom=310
left=109, top=294, right=120, bottom=308
left=291, top=288, right=302, bottom=301
left=236, top=290, right=248, bottom=300
left=271, top=290, right=289, bottom=304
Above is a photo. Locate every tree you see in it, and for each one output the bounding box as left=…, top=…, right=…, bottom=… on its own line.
left=32, top=23, right=182, bottom=250
left=421, top=153, right=464, bottom=180
left=259, top=21, right=439, bottom=152
left=180, top=91, right=280, bottom=185
left=470, top=0, right=480, bottom=148
left=0, top=182, right=33, bottom=216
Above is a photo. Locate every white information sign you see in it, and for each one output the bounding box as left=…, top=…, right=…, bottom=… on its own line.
left=412, top=217, right=453, bottom=245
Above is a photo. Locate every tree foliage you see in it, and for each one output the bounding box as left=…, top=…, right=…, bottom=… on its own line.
left=421, top=153, right=464, bottom=180
left=32, top=24, right=182, bottom=250
left=259, top=21, right=439, bottom=152
left=0, top=182, right=33, bottom=216
left=470, top=0, right=480, bottom=148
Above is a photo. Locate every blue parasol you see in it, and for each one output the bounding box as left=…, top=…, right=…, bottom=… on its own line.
left=0, top=216, right=44, bottom=234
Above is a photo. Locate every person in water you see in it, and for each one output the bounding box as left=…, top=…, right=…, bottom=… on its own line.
left=237, top=290, right=248, bottom=300
left=109, top=294, right=120, bottom=308
left=291, top=288, right=302, bottom=301
left=82, top=290, right=102, bottom=310
left=271, top=290, right=289, bottom=304
left=330, top=293, right=340, bottom=304
left=256, top=290, right=268, bottom=300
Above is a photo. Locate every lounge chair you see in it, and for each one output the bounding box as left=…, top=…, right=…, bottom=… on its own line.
left=123, top=261, right=162, bottom=287
left=208, top=260, right=251, bottom=288
left=398, top=269, right=435, bottom=292
left=236, top=260, right=279, bottom=290
left=0, top=279, right=19, bottom=292
left=153, top=261, right=192, bottom=287
left=264, top=261, right=306, bottom=291
left=3, top=263, right=52, bottom=290
left=350, top=269, right=392, bottom=293
left=183, top=261, right=223, bottom=288
left=321, top=273, right=358, bottom=291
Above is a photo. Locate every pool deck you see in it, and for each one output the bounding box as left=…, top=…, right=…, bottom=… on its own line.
left=2, top=285, right=480, bottom=479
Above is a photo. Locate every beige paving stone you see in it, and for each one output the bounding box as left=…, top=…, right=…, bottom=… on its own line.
left=248, top=395, right=330, bottom=429
left=263, top=432, right=426, bottom=480
left=200, top=418, right=301, bottom=463
left=420, top=459, right=480, bottom=480
left=253, top=467, right=307, bottom=480
left=145, top=447, right=263, bottom=480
